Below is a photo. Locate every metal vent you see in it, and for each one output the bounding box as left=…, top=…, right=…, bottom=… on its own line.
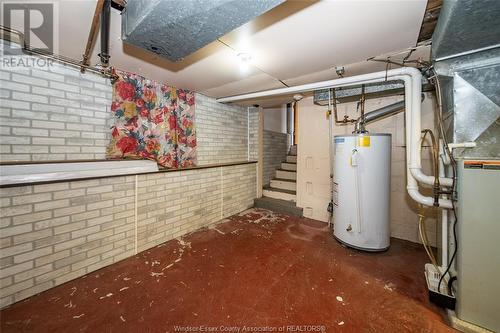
left=432, top=0, right=500, bottom=159
left=434, top=49, right=500, bottom=159
left=121, top=0, right=284, bottom=62
left=313, top=81, right=405, bottom=105
left=432, top=0, right=500, bottom=60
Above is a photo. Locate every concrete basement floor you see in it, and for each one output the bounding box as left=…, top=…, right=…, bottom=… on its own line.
left=1, top=208, right=454, bottom=332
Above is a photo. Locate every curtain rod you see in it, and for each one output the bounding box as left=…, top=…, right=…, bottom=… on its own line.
left=0, top=25, right=115, bottom=79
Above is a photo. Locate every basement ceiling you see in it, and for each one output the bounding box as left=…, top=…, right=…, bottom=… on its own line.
left=22, top=0, right=428, bottom=100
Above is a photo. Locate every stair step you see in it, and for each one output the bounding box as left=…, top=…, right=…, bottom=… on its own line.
left=270, top=178, right=296, bottom=191
left=264, top=186, right=296, bottom=195
left=289, top=145, right=297, bottom=156
left=276, top=169, right=296, bottom=180
left=286, top=155, right=297, bottom=163
left=263, top=186, right=296, bottom=202
left=254, top=197, right=303, bottom=217
left=281, top=162, right=297, bottom=171
left=273, top=178, right=295, bottom=182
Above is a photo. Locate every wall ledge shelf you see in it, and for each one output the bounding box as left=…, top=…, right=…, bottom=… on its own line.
left=0, top=160, right=257, bottom=188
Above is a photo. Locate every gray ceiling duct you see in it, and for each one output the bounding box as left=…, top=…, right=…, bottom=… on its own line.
left=313, top=81, right=405, bottom=105
left=313, top=81, right=432, bottom=105
left=432, top=0, right=500, bottom=159
left=121, top=0, right=285, bottom=62
left=431, top=0, right=500, bottom=61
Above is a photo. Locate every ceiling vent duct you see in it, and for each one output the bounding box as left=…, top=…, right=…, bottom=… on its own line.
left=432, top=0, right=500, bottom=160
left=431, top=0, right=500, bottom=61
left=314, top=81, right=405, bottom=105
left=121, top=0, right=285, bottom=62
left=313, top=80, right=432, bottom=105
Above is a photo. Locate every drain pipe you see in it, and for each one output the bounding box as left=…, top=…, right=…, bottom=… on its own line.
left=397, top=70, right=452, bottom=209
left=406, top=68, right=453, bottom=188
left=99, top=0, right=111, bottom=68
left=217, top=67, right=453, bottom=209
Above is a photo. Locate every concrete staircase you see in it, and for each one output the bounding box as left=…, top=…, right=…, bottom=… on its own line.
left=255, top=145, right=303, bottom=217
left=263, top=145, right=297, bottom=202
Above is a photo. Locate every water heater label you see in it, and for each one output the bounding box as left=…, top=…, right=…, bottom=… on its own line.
left=334, top=138, right=345, bottom=143
left=358, top=136, right=370, bottom=147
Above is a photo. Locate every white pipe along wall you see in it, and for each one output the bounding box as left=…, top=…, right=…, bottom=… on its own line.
left=217, top=68, right=453, bottom=209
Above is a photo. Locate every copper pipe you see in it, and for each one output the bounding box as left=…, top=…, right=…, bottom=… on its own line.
left=331, top=89, right=356, bottom=125
left=81, top=0, right=105, bottom=72
left=421, top=129, right=440, bottom=206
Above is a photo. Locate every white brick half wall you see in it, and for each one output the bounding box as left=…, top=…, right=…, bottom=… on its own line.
left=0, top=164, right=256, bottom=308
left=137, top=165, right=256, bottom=252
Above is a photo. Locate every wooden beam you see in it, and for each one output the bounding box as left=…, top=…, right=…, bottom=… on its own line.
left=81, top=0, right=105, bottom=72
left=418, top=0, right=443, bottom=42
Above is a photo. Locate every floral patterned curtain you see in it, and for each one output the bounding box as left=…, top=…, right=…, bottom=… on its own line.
left=176, top=89, right=197, bottom=167
left=107, top=71, right=197, bottom=168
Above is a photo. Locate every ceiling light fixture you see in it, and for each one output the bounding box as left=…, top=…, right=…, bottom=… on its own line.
left=237, top=52, right=252, bottom=63
left=335, top=66, right=345, bottom=77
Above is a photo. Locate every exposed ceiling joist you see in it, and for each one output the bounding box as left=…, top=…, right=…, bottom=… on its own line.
left=418, top=0, right=442, bottom=42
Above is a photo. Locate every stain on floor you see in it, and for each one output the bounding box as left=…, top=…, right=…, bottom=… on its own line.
left=0, top=208, right=454, bottom=332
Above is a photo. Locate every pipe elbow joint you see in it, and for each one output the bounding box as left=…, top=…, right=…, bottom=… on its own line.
left=410, top=167, right=453, bottom=187
left=407, top=187, right=453, bottom=209
left=399, top=66, right=422, bottom=77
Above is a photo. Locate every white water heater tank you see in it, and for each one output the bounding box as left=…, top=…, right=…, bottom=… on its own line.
left=333, top=134, right=391, bottom=251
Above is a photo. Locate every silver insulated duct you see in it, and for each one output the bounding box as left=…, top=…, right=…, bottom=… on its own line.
left=121, top=0, right=284, bottom=62
left=432, top=0, right=500, bottom=159
left=432, top=1, right=500, bottom=332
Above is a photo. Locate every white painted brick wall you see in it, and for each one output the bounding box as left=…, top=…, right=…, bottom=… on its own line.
left=248, top=108, right=259, bottom=161
left=0, top=55, right=113, bottom=162
left=196, top=93, right=250, bottom=164
left=136, top=164, right=255, bottom=252
left=0, top=164, right=256, bottom=308
left=263, top=130, right=288, bottom=186
left=0, top=176, right=136, bottom=307
left=222, top=164, right=257, bottom=217
left=1, top=65, right=257, bottom=164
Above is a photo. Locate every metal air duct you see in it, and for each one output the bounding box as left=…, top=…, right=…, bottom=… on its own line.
left=121, top=0, right=285, bottom=62
left=432, top=0, right=500, bottom=160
